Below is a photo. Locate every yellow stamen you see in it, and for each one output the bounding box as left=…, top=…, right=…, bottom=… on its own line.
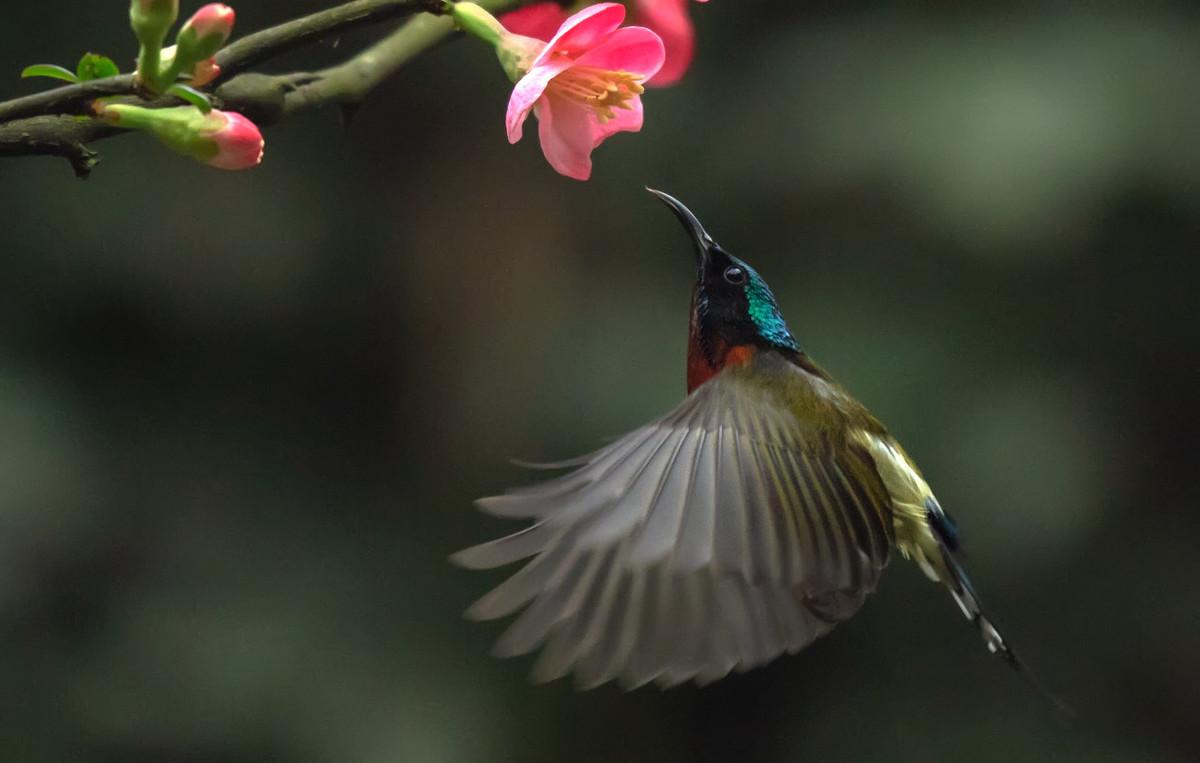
left=547, top=65, right=645, bottom=121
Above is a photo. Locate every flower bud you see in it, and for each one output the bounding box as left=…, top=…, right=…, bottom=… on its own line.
left=129, top=0, right=179, bottom=45
left=201, top=110, right=263, bottom=170
left=131, top=0, right=180, bottom=91
left=100, top=104, right=264, bottom=170
left=176, top=4, right=236, bottom=63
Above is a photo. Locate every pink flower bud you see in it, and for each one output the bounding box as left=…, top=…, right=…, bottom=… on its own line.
left=177, top=4, right=236, bottom=62
left=204, top=110, right=263, bottom=170
left=185, top=3, right=235, bottom=41
left=99, top=104, right=263, bottom=170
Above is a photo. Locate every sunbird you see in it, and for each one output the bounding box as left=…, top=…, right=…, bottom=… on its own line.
left=454, top=189, right=1035, bottom=692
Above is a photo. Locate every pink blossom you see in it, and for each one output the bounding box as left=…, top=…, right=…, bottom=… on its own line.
left=504, top=3, right=665, bottom=180
left=631, top=0, right=696, bottom=86
left=502, top=0, right=704, bottom=86
left=497, top=3, right=565, bottom=40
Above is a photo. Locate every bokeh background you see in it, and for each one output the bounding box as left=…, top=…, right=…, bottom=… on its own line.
left=2, top=1, right=1198, bottom=760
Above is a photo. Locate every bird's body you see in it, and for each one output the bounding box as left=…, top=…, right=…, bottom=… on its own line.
left=454, top=191, right=1021, bottom=690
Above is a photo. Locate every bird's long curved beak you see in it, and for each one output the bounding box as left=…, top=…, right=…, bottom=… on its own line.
left=646, top=188, right=714, bottom=267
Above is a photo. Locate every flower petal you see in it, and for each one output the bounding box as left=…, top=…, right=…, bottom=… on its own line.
left=536, top=95, right=596, bottom=180
left=574, top=25, right=666, bottom=79
left=499, top=2, right=566, bottom=41
left=506, top=55, right=575, bottom=143
left=529, top=2, right=626, bottom=71
left=633, top=0, right=695, bottom=86
left=589, top=96, right=644, bottom=148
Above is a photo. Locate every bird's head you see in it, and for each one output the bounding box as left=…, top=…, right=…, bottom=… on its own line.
left=647, top=189, right=800, bottom=392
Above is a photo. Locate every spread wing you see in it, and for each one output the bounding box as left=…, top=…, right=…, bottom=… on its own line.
left=453, top=362, right=895, bottom=689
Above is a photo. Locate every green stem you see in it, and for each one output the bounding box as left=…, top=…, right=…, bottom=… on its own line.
left=137, top=40, right=165, bottom=91
left=447, top=2, right=506, bottom=47
left=161, top=51, right=186, bottom=87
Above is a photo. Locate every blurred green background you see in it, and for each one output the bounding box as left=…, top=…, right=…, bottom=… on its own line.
left=2, top=1, right=1198, bottom=760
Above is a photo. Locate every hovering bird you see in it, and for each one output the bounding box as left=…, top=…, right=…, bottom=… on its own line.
left=453, top=189, right=1027, bottom=691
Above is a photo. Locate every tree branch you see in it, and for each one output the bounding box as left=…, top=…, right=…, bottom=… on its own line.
left=213, top=0, right=448, bottom=80
left=215, top=12, right=461, bottom=125
left=0, top=116, right=116, bottom=177
left=0, top=0, right=443, bottom=125
left=0, top=75, right=139, bottom=125
left=0, top=0, right=534, bottom=176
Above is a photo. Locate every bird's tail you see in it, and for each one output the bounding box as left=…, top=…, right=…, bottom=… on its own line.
left=935, top=538, right=1075, bottom=723
left=858, top=434, right=1073, bottom=720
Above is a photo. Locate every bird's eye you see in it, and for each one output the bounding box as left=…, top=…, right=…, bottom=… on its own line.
left=723, top=265, right=747, bottom=285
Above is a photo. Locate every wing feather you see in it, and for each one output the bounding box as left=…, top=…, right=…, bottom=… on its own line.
left=831, top=460, right=888, bottom=566
left=736, top=434, right=784, bottom=583
left=628, top=428, right=702, bottom=565
left=576, top=428, right=686, bottom=547
left=761, top=443, right=806, bottom=582
left=490, top=545, right=602, bottom=656
left=787, top=450, right=837, bottom=589
left=674, top=428, right=717, bottom=571
left=456, top=355, right=894, bottom=688
left=713, top=424, right=750, bottom=577
left=463, top=531, right=572, bottom=620
left=811, top=456, right=863, bottom=590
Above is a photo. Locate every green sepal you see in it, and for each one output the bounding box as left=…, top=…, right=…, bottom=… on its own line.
left=21, top=64, right=79, bottom=83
